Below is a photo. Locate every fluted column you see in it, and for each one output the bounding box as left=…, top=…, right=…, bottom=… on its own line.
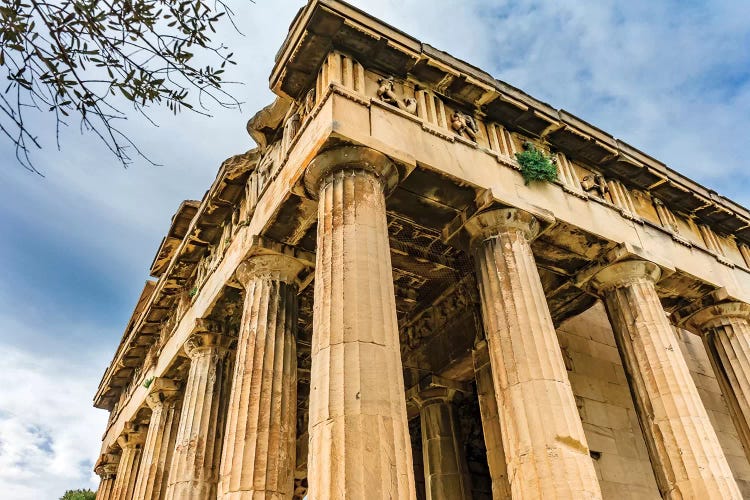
left=111, top=423, right=147, bottom=500
left=472, top=341, right=511, bottom=500
left=466, top=208, right=601, bottom=499
left=166, top=321, right=234, bottom=500
left=685, top=302, right=750, bottom=460
left=218, top=254, right=303, bottom=499
left=408, top=378, right=472, bottom=500
left=592, top=260, right=741, bottom=499
left=303, top=146, right=416, bottom=499
left=133, top=378, right=182, bottom=500
left=95, top=453, right=119, bottom=500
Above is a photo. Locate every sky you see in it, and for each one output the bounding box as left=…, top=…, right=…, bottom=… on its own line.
left=1, top=0, right=749, bottom=498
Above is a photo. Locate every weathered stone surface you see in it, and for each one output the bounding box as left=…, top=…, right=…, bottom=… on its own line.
left=165, top=324, right=233, bottom=500
left=689, top=302, right=750, bottom=461
left=557, top=302, right=662, bottom=499
left=304, top=146, right=416, bottom=500
left=408, top=378, right=472, bottom=500
left=592, top=260, right=741, bottom=499
left=94, top=453, right=120, bottom=500
left=92, top=2, right=750, bottom=498
left=473, top=341, right=511, bottom=500
left=111, top=423, right=147, bottom=500
left=218, top=254, right=302, bottom=499
left=467, top=208, right=602, bottom=499
left=133, top=378, right=182, bottom=500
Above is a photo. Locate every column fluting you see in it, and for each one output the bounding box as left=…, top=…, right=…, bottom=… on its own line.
left=218, top=254, right=302, bottom=500
left=94, top=453, right=120, bottom=500
left=111, top=423, right=147, bottom=500
left=412, top=387, right=472, bottom=500
left=687, top=302, right=750, bottom=461
left=473, top=341, right=511, bottom=500
left=133, top=378, right=182, bottom=500
left=592, top=260, right=741, bottom=499
left=303, top=146, right=416, bottom=499
left=467, top=208, right=601, bottom=499
left=166, top=322, right=234, bottom=500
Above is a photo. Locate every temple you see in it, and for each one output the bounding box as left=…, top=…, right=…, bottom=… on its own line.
left=92, top=1, right=750, bottom=499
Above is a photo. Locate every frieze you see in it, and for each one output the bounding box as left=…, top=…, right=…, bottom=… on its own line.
left=399, top=275, right=479, bottom=353
left=376, top=76, right=417, bottom=114
left=451, top=110, right=479, bottom=142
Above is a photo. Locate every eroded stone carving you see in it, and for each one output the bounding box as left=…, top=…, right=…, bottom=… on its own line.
left=581, top=173, right=609, bottom=198
left=451, top=110, right=479, bottom=141
left=400, top=276, right=477, bottom=352
left=376, top=76, right=417, bottom=114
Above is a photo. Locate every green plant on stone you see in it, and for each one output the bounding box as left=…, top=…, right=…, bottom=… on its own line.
left=143, top=376, right=155, bottom=389
left=189, top=286, right=199, bottom=298
left=515, top=142, right=558, bottom=185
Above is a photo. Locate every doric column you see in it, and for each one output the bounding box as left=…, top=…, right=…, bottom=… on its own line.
left=166, top=321, right=234, bottom=500
left=472, top=341, right=511, bottom=500
left=94, top=453, right=119, bottom=500
left=133, top=378, right=182, bottom=500
left=591, top=260, right=741, bottom=499
left=465, top=208, right=601, bottom=499
left=683, top=301, right=750, bottom=460
left=303, top=146, right=416, bottom=499
left=111, top=423, right=147, bottom=500
left=407, top=377, right=472, bottom=500
left=218, top=254, right=303, bottom=499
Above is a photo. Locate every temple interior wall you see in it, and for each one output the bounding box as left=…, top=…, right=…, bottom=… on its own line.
left=678, top=328, right=750, bottom=496
left=558, top=301, right=750, bottom=498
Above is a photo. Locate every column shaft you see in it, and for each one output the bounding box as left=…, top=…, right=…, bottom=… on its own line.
left=420, top=396, right=472, bottom=500
left=111, top=426, right=146, bottom=500
left=166, top=328, right=233, bottom=500
left=689, top=302, right=750, bottom=460
left=95, top=455, right=119, bottom=500
left=469, top=209, right=601, bottom=499
left=473, top=342, right=511, bottom=500
left=594, top=261, right=740, bottom=499
left=133, top=379, right=182, bottom=500
left=707, top=317, right=750, bottom=457
left=305, top=149, right=415, bottom=499
left=218, top=255, right=300, bottom=499
left=96, top=475, right=116, bottom=500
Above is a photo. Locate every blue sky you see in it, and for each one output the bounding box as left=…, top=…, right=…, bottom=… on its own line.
left=1, top=0, right=749, bottom=497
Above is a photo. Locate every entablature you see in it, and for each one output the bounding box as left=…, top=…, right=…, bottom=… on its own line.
left=149, top=200, right=200, bottom=278
left=94, top=150, right=259, bottom=410
left=270, top=0, right=750, bottom=251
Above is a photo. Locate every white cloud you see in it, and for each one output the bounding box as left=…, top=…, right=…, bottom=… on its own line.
left=0, top=344, right=108, bottom=499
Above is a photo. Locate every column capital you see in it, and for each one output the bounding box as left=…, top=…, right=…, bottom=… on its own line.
left=463, top=208, right=541, bottom=247
left=303, top=145, right=400, bottom=198
left=94, top=452, right=120, bottom=478
left=672, top=288, right=750, bottom=332
left=406, top=375, right=470, bottom=410
left=145, top=378, right=181, bottom=410
left=685, top=302, right=750, bottom=332
left=185, top=330, right=234, bottom=360
left=117, top=422, right=147, bottom=449
left=235, top=253, right=306, bottom=287
left=590, top=259, right=661, bottom=293
left=185, top=318, right=233, bottom=359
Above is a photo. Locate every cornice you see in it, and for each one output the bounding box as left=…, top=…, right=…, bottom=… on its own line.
left=271, top=0, right=750, bottom=244
left=94, top=149, right=258, bottom=410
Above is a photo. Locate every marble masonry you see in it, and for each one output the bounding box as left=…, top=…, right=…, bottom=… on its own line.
left=92, top=1, right=750, bottom=498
